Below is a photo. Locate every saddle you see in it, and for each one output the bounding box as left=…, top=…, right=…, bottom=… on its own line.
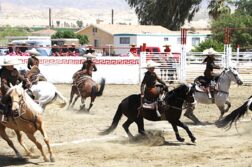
left=194, top=76, right=219, bottom=93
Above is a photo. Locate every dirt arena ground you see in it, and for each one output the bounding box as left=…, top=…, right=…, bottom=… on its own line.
left=0, top=84, right=252, bottom=167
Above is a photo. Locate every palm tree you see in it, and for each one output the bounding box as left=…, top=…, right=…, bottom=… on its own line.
left=208, top=0, right=231, bottom=20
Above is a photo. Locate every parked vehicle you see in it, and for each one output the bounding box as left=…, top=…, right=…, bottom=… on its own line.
left=0, top=48, right=8, bottom=56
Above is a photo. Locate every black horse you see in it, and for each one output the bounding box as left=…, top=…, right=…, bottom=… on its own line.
left=101, top=84, right=196, bottom=143
left=216, top=96, right=252, bottom=130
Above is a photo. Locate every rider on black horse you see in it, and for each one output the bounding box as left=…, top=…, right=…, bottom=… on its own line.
left=201, top=48, right=221, bottom=99
left=140, top=60, right=168, bottom=117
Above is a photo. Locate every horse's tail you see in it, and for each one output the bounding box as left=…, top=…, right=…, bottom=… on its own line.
left=95, top=78, right=106, bottom=97
left=99, top=102, right=123, bottom=135
left=215, top=98, right=252, bottom=130
left=55, top=89, right=68, bottom=108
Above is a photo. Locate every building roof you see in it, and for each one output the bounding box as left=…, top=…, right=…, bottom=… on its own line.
left=77, top=24, right=176, bottom=35
left=31, top=28, right=57, bottom=36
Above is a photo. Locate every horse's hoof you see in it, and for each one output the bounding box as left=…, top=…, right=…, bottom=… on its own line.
left=191, top=136, right=196, bottom=143
left=50, top=156, right=55, bottom=162
left=177, top=137, right=185, bottom=142
left=44, top=157, right=50, bottom=162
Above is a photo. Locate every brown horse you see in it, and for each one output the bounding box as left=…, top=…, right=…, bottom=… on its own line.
left=0, top=83, right=54, bottom=162
left=68, top=76, right=105, bottom=111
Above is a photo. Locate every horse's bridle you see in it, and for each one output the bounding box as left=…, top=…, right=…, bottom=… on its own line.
left=163, top=85, right=194, bottom=111
left=11, top=91, right=38, bottom=129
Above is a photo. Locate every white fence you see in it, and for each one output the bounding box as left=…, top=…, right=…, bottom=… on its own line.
left=1, top=52, right=252, bottom=85
left=140, top=52, right=252, bottom=85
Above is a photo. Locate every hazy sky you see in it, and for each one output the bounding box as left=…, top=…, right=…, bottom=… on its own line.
left=1, top=0, right=132, bottom=10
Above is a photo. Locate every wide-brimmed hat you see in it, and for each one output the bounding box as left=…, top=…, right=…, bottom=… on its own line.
left=26, top=48, right=40, bottom=56
left=203, top=48, right=218, bottom=56
left=83, top=53, right=96, bottom=58
left=0, top=58, right=22, bottom=66
left=142, top=60, right=160, bottom=68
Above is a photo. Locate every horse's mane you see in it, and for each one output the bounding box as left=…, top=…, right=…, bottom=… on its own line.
left=7, top=85, right=43, bottom=114
left=165, top=84, right=188, bottom=100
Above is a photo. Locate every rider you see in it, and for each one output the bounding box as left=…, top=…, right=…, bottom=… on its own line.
left=26, top=48, right=47, bottom=84
left=202, top=48, right=221, bottom=99
left=72, top=53, right=97, bottom=86
left=0, top=58, right=30, bottom=123
left=140, top=60, right=168, bottom=117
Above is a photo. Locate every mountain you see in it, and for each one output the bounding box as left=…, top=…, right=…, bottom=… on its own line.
left=0, top=0, right=131, bottom=10
left=0, top=0, right=210, bottom=28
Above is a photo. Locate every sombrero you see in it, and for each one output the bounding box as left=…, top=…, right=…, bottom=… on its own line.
left=0, top=58, right=22, bottom=66
left=202, top=48, right=218, bottom=55
left=26, top=48, right=40, bottom=56
left=142, top=60, right=160, bottom=68
left=83, top=53, right=96, bottom=58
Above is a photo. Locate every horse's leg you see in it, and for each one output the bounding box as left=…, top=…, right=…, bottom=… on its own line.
left=80, top=97, right=86, bottom=111
left=0, top=125, right=22, bottom=158
left=135, top=117, right=145, bottom=135
left=68, top=89, right=74, bottom=109
left=122, top=119, right=134, bottom=139
left=87, top=96, right=96, bottom=112
left=225, top=100, right=231, bottom=113
left=14, top=130, right=31, bottom=156
left=217, top=105, right=226, bottom=120
left=171, top=123, right=185, bottom=142
left=25, top=132, right=49, bottom=162
left=184, top=103, right=202, bottom=125
left=39, top=123, right=55, bottom=162
left=176, top=120, right=196, bottom=143
left=71, top=95, right=80, bottom=108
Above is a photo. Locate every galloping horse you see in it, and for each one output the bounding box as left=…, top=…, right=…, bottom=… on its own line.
left=216, top=96, right=252, bottom=130
left=19, top=69, right=67, bottom=110
left=68, top=77, right=105, bottom=111
left=0, top=83, right=54, bottom=162
left=29, top=81, right=67, bottom=110
left=184, top=67, right=243, bottom=124
left=101, top=84, right=196, bottom=143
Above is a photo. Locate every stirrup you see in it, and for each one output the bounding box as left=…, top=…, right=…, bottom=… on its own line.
left=208, top=93, right=212, bottom=99
left=156, top=110, right=161, bottom=117
left=1, top=115, right=7, bottom=123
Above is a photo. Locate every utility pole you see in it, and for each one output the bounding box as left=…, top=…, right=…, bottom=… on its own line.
left=49, top=8, right=52, bottom=28
left=111, top=9, right=114, bottom=24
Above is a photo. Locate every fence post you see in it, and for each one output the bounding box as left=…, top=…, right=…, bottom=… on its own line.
left=139, top=52, right=146, bottom=84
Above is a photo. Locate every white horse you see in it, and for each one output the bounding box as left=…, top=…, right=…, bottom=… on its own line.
left=29, top=81, right=67, bottom=110
left=184, top=67, right=243, bottom=124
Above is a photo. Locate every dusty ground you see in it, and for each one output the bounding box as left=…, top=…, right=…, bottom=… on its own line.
left=0, top=84, right=252, bottom=167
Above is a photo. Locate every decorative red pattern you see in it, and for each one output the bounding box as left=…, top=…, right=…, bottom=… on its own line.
left=17, top=58, right=139, bottom=65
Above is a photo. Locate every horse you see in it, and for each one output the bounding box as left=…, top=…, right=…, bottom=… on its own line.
left=0, top=83, right=54, bottom=162
left=28, top=81, right=67, bottom=110
left=68, top=77, right=105, bottom=111
left=19, top=69, right=67, bottom=110
left=184, top=67, right=243, bottom=124
left=215, top=96, right=252, bottom=130
left=100, top=84, right=196, bottom=143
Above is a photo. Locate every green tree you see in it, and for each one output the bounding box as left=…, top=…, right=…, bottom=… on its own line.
left=211, top=13, right=252, bottom=50
left=192, top=38, right=224, bottom=52
left=208, top=0, right=231, bottom=20
left=234, top=0, right=252, bottom=16
left=125, top=0, right=202, bottom=30
left=76, top=20, right=83, bottom=28
left=51, top=30, right=76, bottom=39
left=51, top=30, right=89, bottom=45
left=76, top=34, right=89, bottom=45
left=0, top=26, right=30, bottom=45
